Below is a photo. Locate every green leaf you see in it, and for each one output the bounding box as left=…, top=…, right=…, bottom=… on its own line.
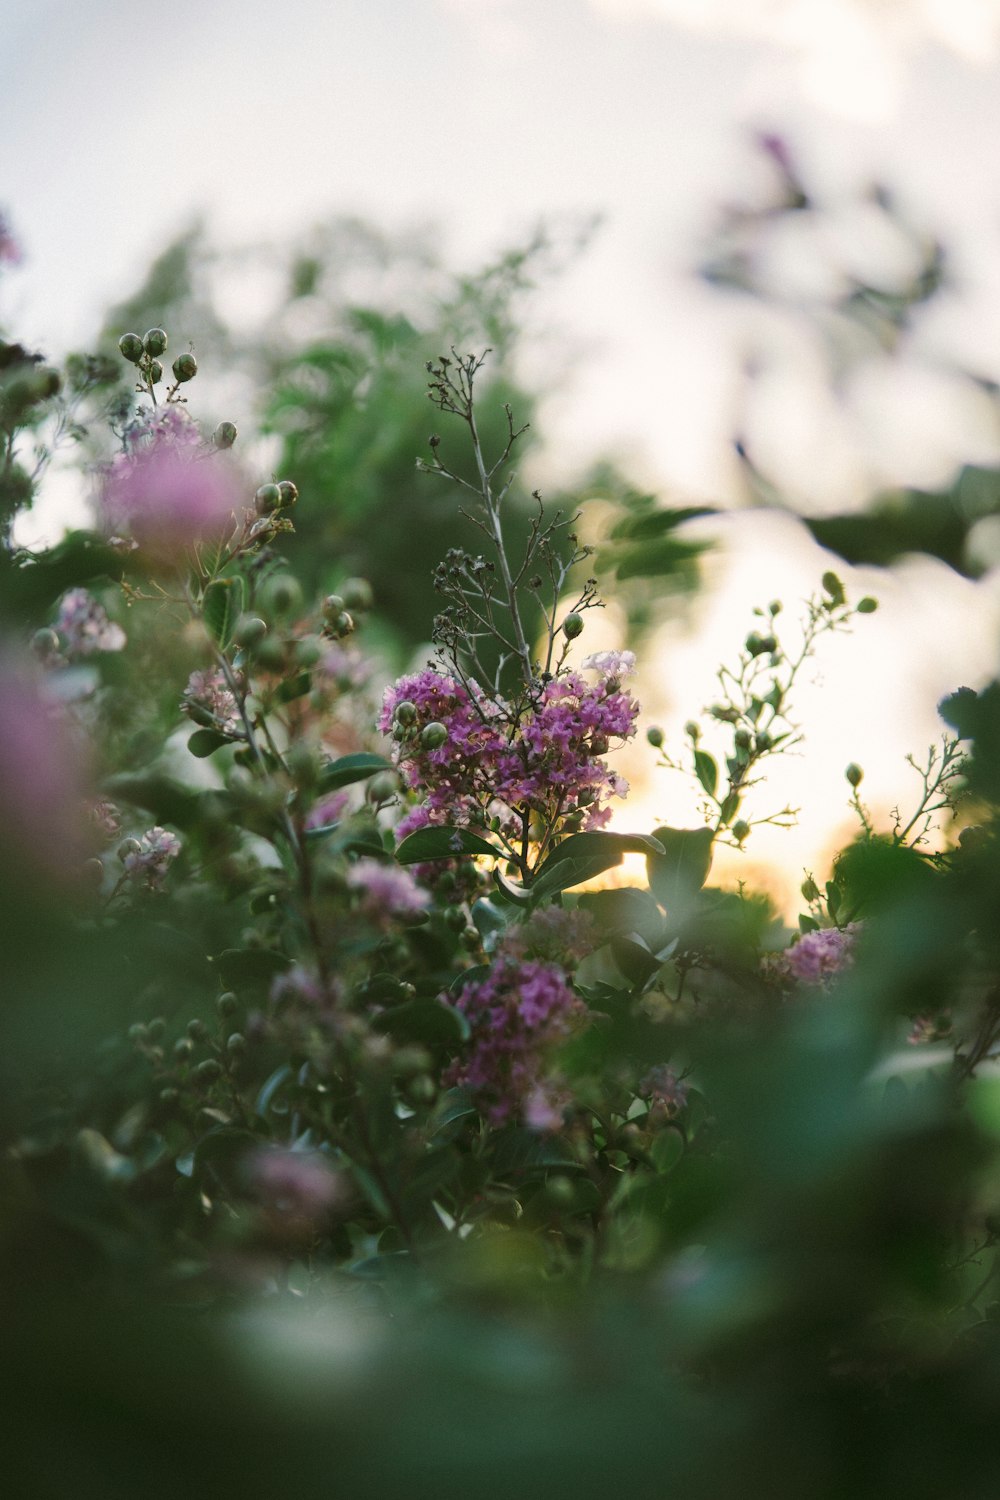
left=372, top=998, right=469, bottom=1048
left=718, top=790, right=741, bottom=826
left=316, top=751, right=393, bottom=793
left=275, top=670, right=311, bottom=703
left=693, top=750, right=718, bottom=799
left=255, top=1064, right=292, bottom=1118
left=578, top=886, right=666, bottom=945
left=531, top=831, right=665, bottom=900
left=202, top=576, right=245, bottom=649
left=646, top=826, right=714, bottom=913
left=187, top=729, right=230, bottom=758
left=213, top=947, right=290, bottom=990
left=493, top=867, right=533, bottom=904
left=650, top=1127, right=685, bottom=1175
left=489, top=1128, right=584, bottom=1176
left=395, top=825, right=500, bottom=863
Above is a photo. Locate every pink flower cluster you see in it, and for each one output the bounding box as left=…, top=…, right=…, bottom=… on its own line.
left=445, top=957, right=585, bottom=1126
left=120, top=827, right=181, bottom=891
left=345, top=857, right=430, bottom=924
left=639, top=1065, right=689, bottom=1116
left=783, top=923, right=861, bottom=986
left=55, top=589, right=127, bottom=658
left=182, top=668, right=241, bottom=735
left=99, top=406, right=241, bottom=561
left=379, top=660, right=638, bottom=842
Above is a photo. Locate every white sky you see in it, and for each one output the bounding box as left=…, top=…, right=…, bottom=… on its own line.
left=4, top=0, right=1000, bottom=910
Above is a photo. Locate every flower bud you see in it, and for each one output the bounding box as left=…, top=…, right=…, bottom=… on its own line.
left=234, top=614, right=268, bottom=649
left=254, top=482, right=282, bottom=516
left=684, top=721, right=700, bottom=741
left=171, top=353, right=197, bottom=383
left=276, top=480, right=298, bottom=508
left=367, top=769, right=401, bottom=803
left=293, top=636, right=322, bottom=668
left=147, top=359, right=163, bottom=385
left=31, top=627, right=59, bottom=657
left=173, top=1036, right=194, bottom=1061
left=562, top=612, right=584, bottom=639
left=340, top=577, right=373, bottom=613
left=755, top=730, right=772, bottom=752
left=646, top=726, right=664, bottom=748
left=195, top=1058, right=222, bottom=1082
left=322, top=594, right=345, bottom=621
left=214, top=420, right=238, bottom=449
left=393, top=700, right=417, bottom=727
left=731, top=820, right=751, bottom=843
left=734, top=728, right=751, bottom=750
left=845, top=762, right=864, bottom=787
left=330, top=611, right=354, bottom=638
left=217, top=991, right=239, bottom=1017
left=857, top=597, right=878, bottom=614
left=117, top=837, right=142, bottom=862
left=187, top=1018, right=209, bottom=1042
left=143, top=328, right=168, bottom=358
left=590, top=734, right=609, bottom=756
left=258, top=573, right=303, bottom=619
left=118, top=332, right=144, bottom=363
left=226, top=1032, right=247, bottom=1056
left=822, top=571, right=845, bottom=606
left=801, top=876, right=821, bottom=903
left=158, top=1087, right=180, bottom=1108
left=420, top=722, right=448, bottom=750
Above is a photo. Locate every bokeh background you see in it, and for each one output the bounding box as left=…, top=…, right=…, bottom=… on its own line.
left=5, top=0, right=1000, bottom=908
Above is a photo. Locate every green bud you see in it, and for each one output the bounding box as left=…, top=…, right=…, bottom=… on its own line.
left=276, top=480, right=298, bottom=508
left=768, top=600, right=782, bottom=616
left=734, top=728, right=752, bottom=750
left=845, top=762, right=864, bottom=787
left=217, top=992, right=239, bottom=1016
left=147, top=359, right=163, bottom=385
left=128, top=1022, right=148, bottom=1044
left=32, top=627, right=59, bottom=657
left=226, top=1032, right=247, bottom=1056
left=214, top=420, right=238, bottom=449
left=322, top=594, right=345, bottom=621
left=172, top=352, right=197, bottom=383
left=331, top=611, right=354, bottom=638
left=857, top=597, right=878, bottom=614
left=253, top=637, right=287, bottom=672
left=801, top=876, right=821, bottom=904
left=173, top=1037, right=194, bottom=1061
left=143, top=328, right=168, bottom=358
left=731, top=820, right=751, bottom=843
left=187, top=1018, right=209, bottom=1043
left=340, top=577, right=374, bottom=613
left=745, top=632, right=768, bottom=657
left=684, top=721, right=701, bottom=742
left=292, top=636, right=321, bottom=668
left=367, top=769, right=401, bottom=803
left=258, top=573, right=303, bottom=620
left=822, top=571, right=845, bottom=606
left=646, top=726, right=664, bottom=749
left=158, top=1087, right=180, bottom=1108
left=562, top=612, right=584, bottom=639
left=445, top=905, right=467, bottom=931
left=195, top=1058, right=222, bottom=1082
left=755, top=731, right=772, bottom=752
left=118, top=332, right=144, bottom=363
left=421, top=722, right=448, bottom=750
left=233, top=614, right=268, bottom=649
left=146, top=1017, right=165, bottom=1041
left=461, top=926, right=481, bottom=950
left=117, top=838, right=141, bottom=862
left=393, top=700, right=417, bottom=727
left=254, top=482, right=282, bottom=516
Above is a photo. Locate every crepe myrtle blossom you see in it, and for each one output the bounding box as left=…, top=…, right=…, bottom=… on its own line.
left=55, top=589, right=126, bottom=658
left=98, top=405, right=242, bottom=560
left=182, top=668, right=241, bottom=736
left=639, top=1065, right=689, bottom=1117
left=780, top=923, right=862, bottom=986
left=379, top=665, right=638, bottom=842
left=0, top=653, right=93, bottom=888
left=345, top=857, right=430, bottom=923
left=246, top=1146, right=344, bottom=1219
left=445, top=957, right=585, bottom=1127
left=119, top=827, right=181, bottom=891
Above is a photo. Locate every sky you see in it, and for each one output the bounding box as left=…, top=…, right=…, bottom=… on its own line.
left=4, top=0, right=1000, bottom=908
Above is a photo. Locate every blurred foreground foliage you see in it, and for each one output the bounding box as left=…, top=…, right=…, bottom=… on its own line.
left=3, top=183, right=1000, bottom=1500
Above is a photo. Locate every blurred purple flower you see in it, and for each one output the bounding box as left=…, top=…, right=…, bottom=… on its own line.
left=247, top=1147, right=343, bottom=1218
left=55, top=589, right=126, bottom=658
left=99, top=407, right=242, bottom=561
left=119, top=826, right=181, bottom=891
left=345, top=857, right=430, bottom=923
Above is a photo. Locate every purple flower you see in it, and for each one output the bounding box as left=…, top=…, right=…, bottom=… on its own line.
left=120, top=826, right=181, bottom=891
left=0, top=652, right=93, bottom=889
left=182, top=668, right=241, bottom=735
left=345, top=857, right=430, bottom=923
left=639, top=1065, right=689, bottom=1115
left=98, top=407, right=242, bottom=561
left=380, top=664, right=639, bottom=846
left=783, top=924, right=861, bottom=986
left=55, top=589, right=126, bottom=658
left=304, top=789, right=351, bottom=831
left=446, top=957, right=585, bottom=1126
left=246, top=1147, right=343, bottom=1218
